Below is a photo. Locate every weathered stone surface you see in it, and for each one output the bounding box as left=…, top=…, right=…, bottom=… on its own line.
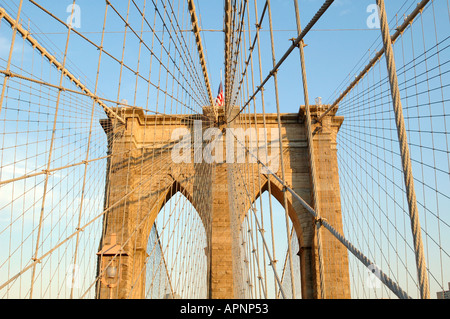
left=96, top=105, right=350, bottom=299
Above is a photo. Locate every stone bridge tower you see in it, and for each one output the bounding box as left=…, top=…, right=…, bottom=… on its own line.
left=96, top=105, right=350, bottom=299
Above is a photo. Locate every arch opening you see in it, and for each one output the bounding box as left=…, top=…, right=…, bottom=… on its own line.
left=145, top=190, right=208, bottom=299
left=237, top=189, right=302, bottom=299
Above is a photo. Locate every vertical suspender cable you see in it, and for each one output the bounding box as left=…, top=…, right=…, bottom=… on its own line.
left=293, top=0, right=326, bottom=299
left=252, top=0, right=279, bottom=297
left=266, top=0, right=296, bottom=298
left=29, top=1, right=76, bottom=299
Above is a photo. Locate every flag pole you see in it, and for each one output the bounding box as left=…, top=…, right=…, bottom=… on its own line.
left=217, top=69, right=223, bottom=122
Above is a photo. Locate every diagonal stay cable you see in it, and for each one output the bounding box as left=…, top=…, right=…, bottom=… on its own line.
left=227, top=128, right=412, bottom=299
left=0, top=6, right=126, bottom=124
left=226, top=0, right=335, bottom=124
left=317, top=0, right=431, bottom=123
left=187, top=0, right=214, bottom=107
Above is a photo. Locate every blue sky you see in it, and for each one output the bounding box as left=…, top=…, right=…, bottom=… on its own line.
left=1, top=0, right=449, bottom=299
left=0, top=0, right=434, bottom=112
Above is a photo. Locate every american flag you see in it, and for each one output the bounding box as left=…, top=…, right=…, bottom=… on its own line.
left=215, top=81, right=224, bottom=107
